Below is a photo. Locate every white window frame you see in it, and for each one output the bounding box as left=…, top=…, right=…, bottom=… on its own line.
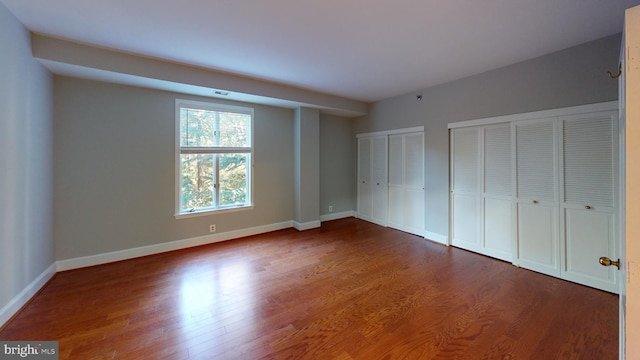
left=175, top=99, right=254, bottom=219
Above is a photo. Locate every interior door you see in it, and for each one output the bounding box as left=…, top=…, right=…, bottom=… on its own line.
left=623, top=5, right=640, bottom=359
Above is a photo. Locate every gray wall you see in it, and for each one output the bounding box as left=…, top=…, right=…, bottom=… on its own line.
left=320, top=114, right=356, bottom=215
left=354, top=34, right=621, bottom=240
left=54, top=77, right=296, bottom=260
left=0, top=2, right=54, bottom=314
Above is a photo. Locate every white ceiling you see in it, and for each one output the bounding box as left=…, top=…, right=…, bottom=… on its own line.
left=2, top=0, right=639, bottom=103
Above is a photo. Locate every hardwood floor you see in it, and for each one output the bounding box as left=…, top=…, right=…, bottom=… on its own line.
left=0, top=218, right=617, bottom=359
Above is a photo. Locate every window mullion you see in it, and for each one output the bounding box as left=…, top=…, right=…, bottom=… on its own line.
left=214, top=154, right=220, bottom=208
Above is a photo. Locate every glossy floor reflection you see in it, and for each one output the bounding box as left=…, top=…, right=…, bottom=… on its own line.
left=178, top=260, right=257, bottom=358
left=0, top=218, right=618, bottom=359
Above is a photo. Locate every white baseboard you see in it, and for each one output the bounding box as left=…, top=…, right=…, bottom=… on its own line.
left=293, top=220, right=321, bottom=231
left=0, top=263, right=56, bottom=328
left=320, top=211, right=355, bottom=222
left=56, top=221, right=294, bottom=271
left=424, top=231, right=448, bottom=245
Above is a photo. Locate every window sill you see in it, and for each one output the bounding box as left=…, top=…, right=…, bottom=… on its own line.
left=174, top=205, right=254, bottom=219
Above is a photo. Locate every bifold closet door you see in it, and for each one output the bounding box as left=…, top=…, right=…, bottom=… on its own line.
left=515, top=119, right=560, bottom=277
left=561, top=111, right=618, bottom=293
left=482, top=124, right=513, bottom=261
left=357, top=136, right=388, bottom=226
left=388, top=132, right=424, bottom=236
left=357, top=137, right=373, bottom=221
left=450, top=127, right=481, bottom=252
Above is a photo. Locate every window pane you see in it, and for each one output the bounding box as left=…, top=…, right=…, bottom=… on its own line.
left=219, top=112, right=250, bottom=147
left=180, top=153, right=215, bottom=210
left=219, top=153, right=248, bottom=206
left=180, top=108, right=216, bottom=147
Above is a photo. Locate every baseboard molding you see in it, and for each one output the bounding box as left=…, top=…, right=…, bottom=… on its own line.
left=56, top=220, right=294, bottom=271
left=0, top=263, right=56, bottom=328
left=320, top=211, right=355, bottom=222
left=424, top=231, right=448, bottom=245
left=293, top=220, right=321, bottom=231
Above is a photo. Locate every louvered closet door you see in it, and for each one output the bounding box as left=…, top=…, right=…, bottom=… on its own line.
left=515, top=119, right=560, bottom=277
left=483, top=124, right=512, bottom=261
left=561, top=111, right=618, bottom=293
left=357, top=137, right=373, bottom=221
left=371, top=136, right=388, bottom=226
left=388, top=133, right=424, bottom=236
left=450, top=127, right=481, bottom=252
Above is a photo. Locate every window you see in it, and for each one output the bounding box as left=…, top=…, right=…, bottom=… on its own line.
left=176, top=100, right=253, bottom=216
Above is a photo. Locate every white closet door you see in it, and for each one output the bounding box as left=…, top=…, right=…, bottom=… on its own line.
left=388, top=133, right=424, bottom=236
left=515, top=119, right=560, bottom=277
left=561, top=112, right=618, bottom=293
left=450, top=127, right=481, bottom=252
left=483, top=124, right=512, bottom=261
left=371, top=136, right=388, bottom=226
left=357, top=136, right=387, bottom=226
left=357, top=138, right=373, bottom=221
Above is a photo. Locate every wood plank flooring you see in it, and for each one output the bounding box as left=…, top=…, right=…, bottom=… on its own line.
left=0, top=218, right=618, bottom=359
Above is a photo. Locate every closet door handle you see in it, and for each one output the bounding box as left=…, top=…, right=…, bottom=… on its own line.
left=532, top=200, right=539, bottom=204
left=585, top=205, right=592, bottom=210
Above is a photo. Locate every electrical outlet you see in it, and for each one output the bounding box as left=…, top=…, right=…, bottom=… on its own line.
left=328, top=205, right=333, bottom=212
left=209, top=224, right=216, bottom=233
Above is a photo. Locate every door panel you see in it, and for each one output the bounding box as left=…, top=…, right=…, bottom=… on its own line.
left=484, top=197, right=512, bottom=261
left=452, top=128, right=480, bottom=193
left=517, top=202, right=559, bottom=276
left=564, top=208, right=616, bottom=292
left=452, top=193, right=480, bottom=251
left=389, top=186, right=424, bottom=236
left=516, top=120, right=557, bottom=201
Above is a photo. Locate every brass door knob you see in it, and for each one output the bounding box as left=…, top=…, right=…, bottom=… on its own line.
left=599, top=257, right=620, bottom=270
